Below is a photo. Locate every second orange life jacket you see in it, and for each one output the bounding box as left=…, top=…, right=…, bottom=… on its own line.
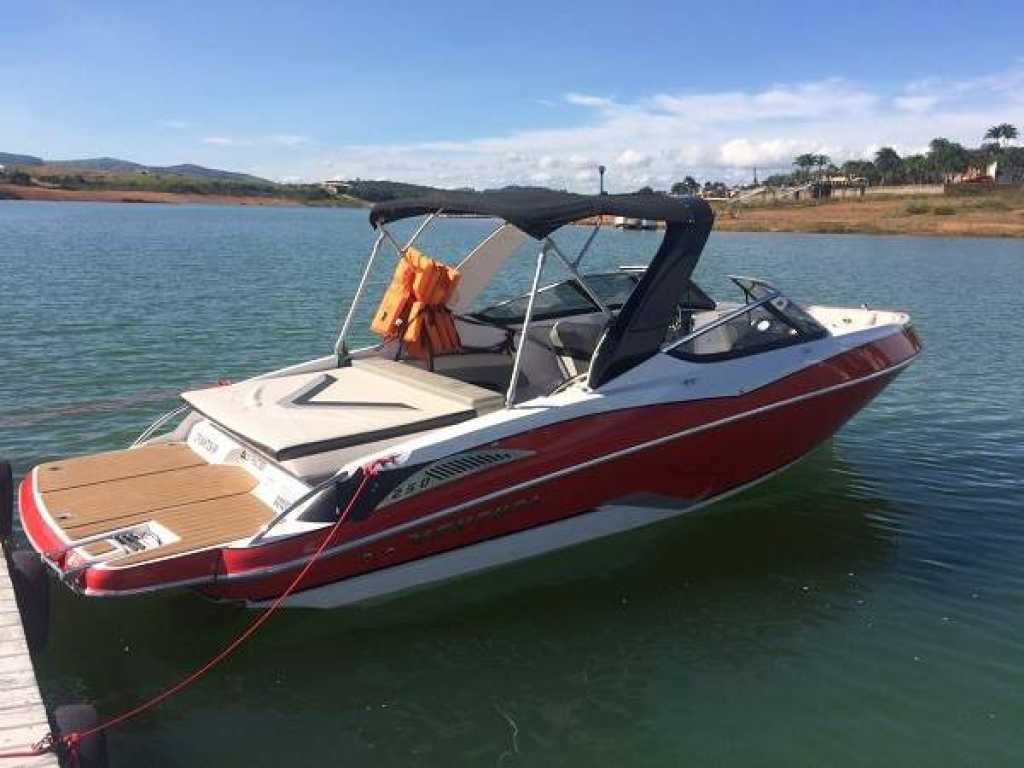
left=370, top=247, right=462, bottom=359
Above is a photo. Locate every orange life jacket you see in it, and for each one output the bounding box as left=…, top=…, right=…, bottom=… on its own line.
left=370, top=247, right=462, bottom=359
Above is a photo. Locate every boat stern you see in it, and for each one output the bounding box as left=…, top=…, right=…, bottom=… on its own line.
left=17, top=464, right=223, bottom=596
left=15, top=441, right=288, bottom=597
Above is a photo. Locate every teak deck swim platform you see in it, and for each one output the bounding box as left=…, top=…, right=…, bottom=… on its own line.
left=36, top=444, right=273, bottom=568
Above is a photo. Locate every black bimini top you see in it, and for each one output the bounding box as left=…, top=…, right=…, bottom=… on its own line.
left=369, top=188, right=711, bottom=240
left=370, top=188, right=716, bottom=390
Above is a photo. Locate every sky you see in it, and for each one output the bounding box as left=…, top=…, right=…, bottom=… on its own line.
left=3, top=0, right=1024, bottom=191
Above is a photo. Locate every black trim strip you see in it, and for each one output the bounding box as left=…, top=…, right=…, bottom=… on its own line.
left=275, top=410, right=479, bottom=461
left=290, top=374, right=415, bottom=410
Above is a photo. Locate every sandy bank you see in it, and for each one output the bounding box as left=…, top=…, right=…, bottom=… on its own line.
left=712, top=195, right=1024, bottom=238
left=0, top=184, right=328, bottom=207
left=576, top=192, right=1024, bottom=238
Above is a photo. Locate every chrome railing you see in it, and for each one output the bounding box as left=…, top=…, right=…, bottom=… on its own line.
left=130, top=404, right=190, bottom=448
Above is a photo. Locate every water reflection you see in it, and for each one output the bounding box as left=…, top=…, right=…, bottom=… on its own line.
left=38, top=441, right=900, bottom=765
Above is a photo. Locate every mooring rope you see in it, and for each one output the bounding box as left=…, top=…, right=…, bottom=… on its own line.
left=0, top=456, right=392, bottom=764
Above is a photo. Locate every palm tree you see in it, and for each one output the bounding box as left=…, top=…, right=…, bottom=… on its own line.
left=670, top=176, right=700, bottom=195
left=842, top=159, right=877, bottom=184
left=874, top=147, right=902, bottom=185
left=902, top=154, right=932, bottom=184
left=928, top=138, right=969, bottom=181
left=793, top=153, right=817, bottom=181
left=815, top=154, right=832, bottom=179
left=984, top=123, right=1019, bottom=148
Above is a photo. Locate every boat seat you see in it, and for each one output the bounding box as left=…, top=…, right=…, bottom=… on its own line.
left=357, top=358, right=504, bottom=411
left=549, top=320, right=606, bottom=378
left=182, top=358, right=504, bottom=461
left=688, top=322, right=740, bottom=355
left=406, top=352, right=513, bottom=393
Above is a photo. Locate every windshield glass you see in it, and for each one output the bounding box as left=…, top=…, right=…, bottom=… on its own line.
left=766, top=295, right=827, bottom=336
left=731, top=276, right=779, bottom=304
left=669, top=303, right=803, bottom=360
left=668, top=283, right=827, bottom=361
left=473, top=272, right=639, bottom=325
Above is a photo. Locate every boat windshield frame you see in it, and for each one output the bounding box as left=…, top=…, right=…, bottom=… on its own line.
left=662, top=275, right=827, bottom=358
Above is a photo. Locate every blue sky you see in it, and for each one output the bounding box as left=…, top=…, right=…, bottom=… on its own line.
left=3, top=0, right=1023, bottom=190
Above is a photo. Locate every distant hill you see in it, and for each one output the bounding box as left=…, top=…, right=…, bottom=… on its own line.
left=343, top=179, right=446, bottom=202
left=158, top=163, right=272, bottom=186
left=48, top=157, right=146, bottom=172
left=0, top=152, right=43, bottom=166
left=2, top=153, right=274, bottom=185
left=0, top=151, right=362, bottom=206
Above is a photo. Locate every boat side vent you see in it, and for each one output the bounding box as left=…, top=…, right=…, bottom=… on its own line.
left=379, top=449, right=532, bottom=508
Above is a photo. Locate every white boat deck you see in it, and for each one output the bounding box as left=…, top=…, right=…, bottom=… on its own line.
left=182, top=357, right=504, bottom=461
left=0, top=556, right=57, bottom=767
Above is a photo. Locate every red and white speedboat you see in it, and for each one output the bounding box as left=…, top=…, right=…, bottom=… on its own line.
left=16, top=190, right=920, bottom=608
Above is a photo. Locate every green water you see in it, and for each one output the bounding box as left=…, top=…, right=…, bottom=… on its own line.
left=1, top=201, right=1022, bottom=766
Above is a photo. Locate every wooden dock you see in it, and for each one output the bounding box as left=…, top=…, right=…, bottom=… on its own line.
left=0, top=555, right=58, bottom=767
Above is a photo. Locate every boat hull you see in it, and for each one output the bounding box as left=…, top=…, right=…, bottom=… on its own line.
left=18, top=326, right=921, bottom=607
left=214, top=351, right=914, bottom=607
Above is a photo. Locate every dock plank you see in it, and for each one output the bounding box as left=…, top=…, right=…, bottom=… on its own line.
left=0, top=555, right=59, bottom=767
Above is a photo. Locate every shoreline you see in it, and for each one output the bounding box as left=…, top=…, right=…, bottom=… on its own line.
left=3, top=184, right=1021, bottom=238
left=580, top=191, right=1024, bottom=239
left=0, top=183, right=366, bottom=208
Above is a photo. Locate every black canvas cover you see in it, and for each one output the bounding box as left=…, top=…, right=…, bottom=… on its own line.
left=370, top=189, right=705, bottom=239
left=588, top=207, right=715, bottom=388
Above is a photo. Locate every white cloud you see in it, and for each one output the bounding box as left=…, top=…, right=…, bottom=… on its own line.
left=564, top=92, right=616, bottom=109
left=203, top=135, right=305, bottom=149
left=271, top=134, right=308, bottom=147
left=647, top=78, right=877, bottom=123
left=894, top=95, right=939, bottom=113
left=615, top=148, right=652, bottom=168
left=718, top=138, right=808, bottom=167
left=303, top=66, right=1024, bottom=190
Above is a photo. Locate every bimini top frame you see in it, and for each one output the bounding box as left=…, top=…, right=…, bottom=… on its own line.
left=338, top=189, right=715, bottom=404
left=369, top=188, right=708, bottom=239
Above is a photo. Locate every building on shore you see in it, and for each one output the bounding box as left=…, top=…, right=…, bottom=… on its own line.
left=320, top=178, right=351, bottom=195
left=948, top=160, right=1001, bottom=185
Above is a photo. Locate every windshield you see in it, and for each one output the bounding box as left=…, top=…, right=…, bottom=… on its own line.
left=473, top=271, right=640, bottom=325
left=668, top=280, right=827, bottom=361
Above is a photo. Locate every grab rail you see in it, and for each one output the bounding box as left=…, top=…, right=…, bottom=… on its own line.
left=130, top=404, right=190, bottom=448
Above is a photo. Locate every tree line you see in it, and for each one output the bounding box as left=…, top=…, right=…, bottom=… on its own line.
left=666, top=123, right=1022, bottom=194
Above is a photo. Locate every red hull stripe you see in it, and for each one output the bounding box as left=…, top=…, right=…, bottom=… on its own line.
left=19, top=473, right=63, bottom=557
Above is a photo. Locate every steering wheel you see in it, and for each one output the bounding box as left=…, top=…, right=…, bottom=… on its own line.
left=665, top=303, right=694, bottom=342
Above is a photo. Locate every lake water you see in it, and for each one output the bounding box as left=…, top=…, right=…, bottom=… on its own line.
left=1, top=201, right=1022, bottom=766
